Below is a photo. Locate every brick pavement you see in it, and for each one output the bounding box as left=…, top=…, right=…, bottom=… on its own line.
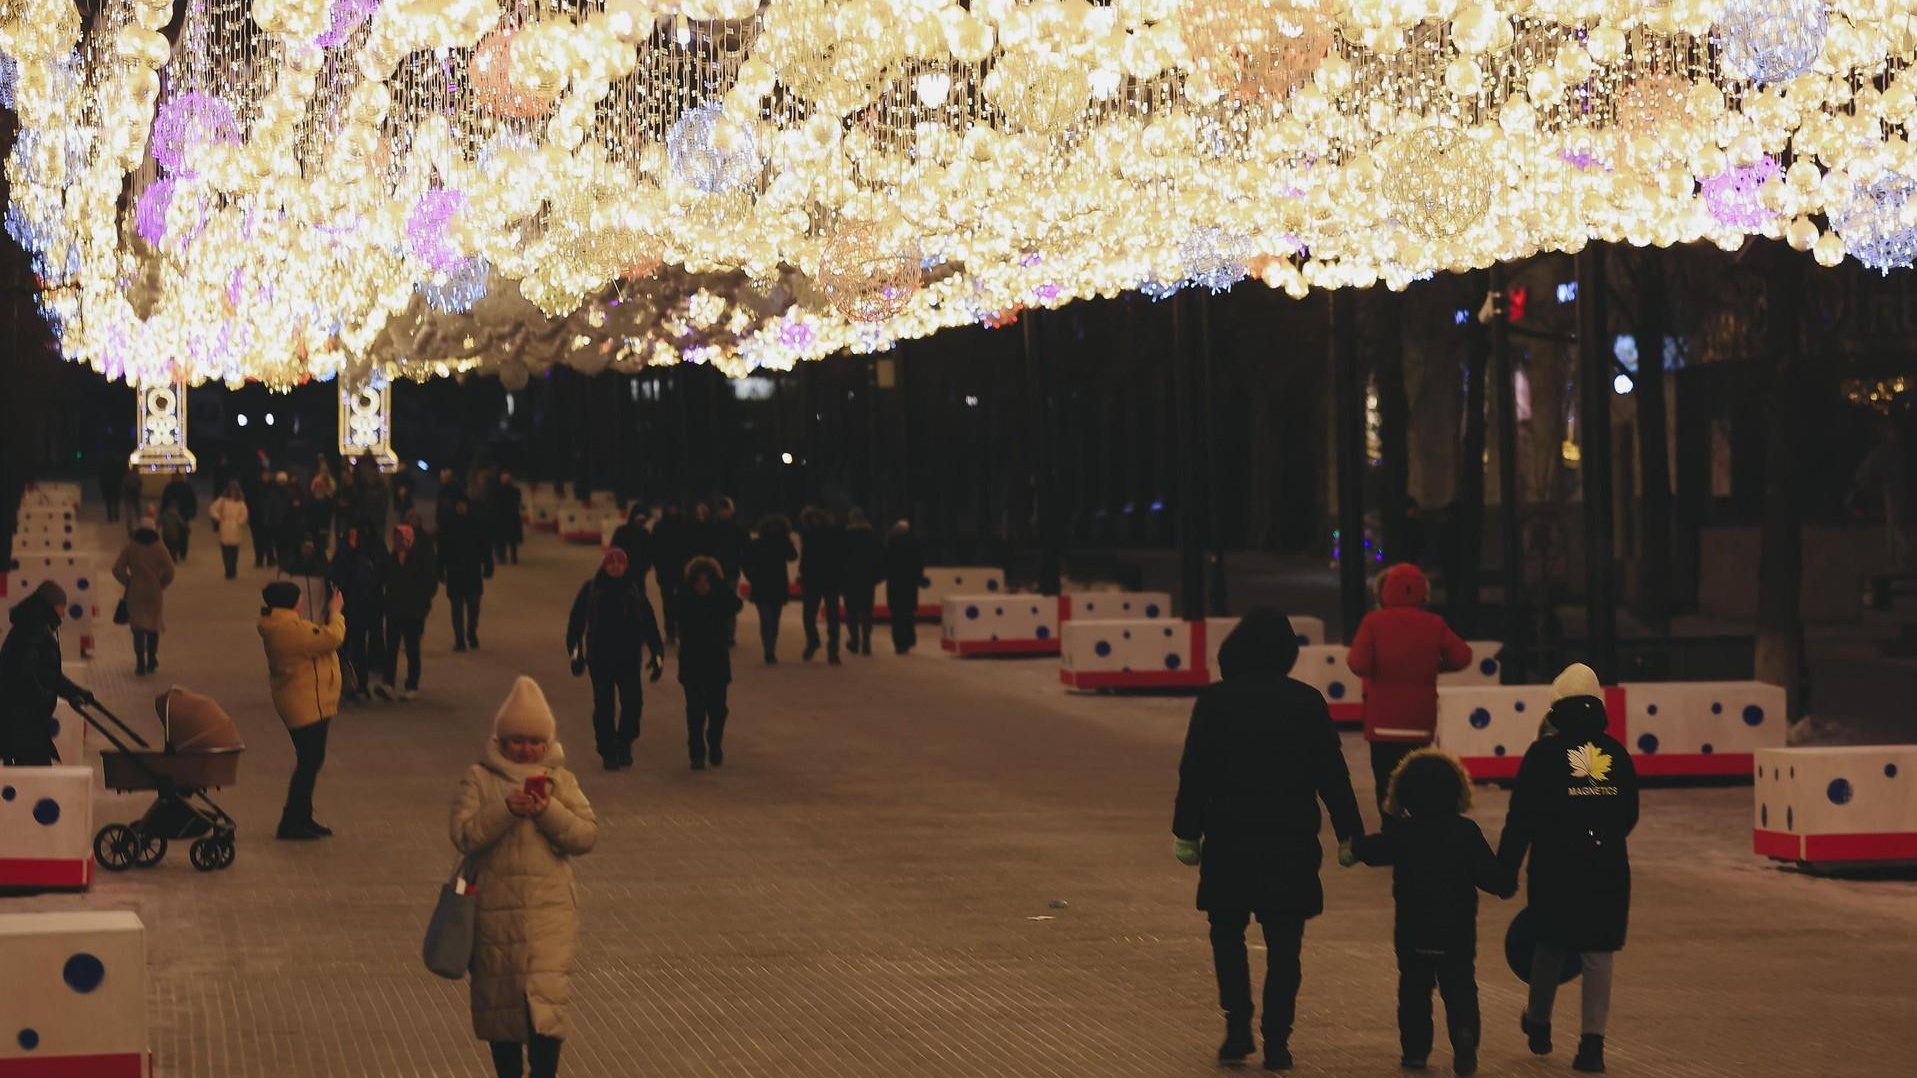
left=7, top=512, right=1916, bottom=1077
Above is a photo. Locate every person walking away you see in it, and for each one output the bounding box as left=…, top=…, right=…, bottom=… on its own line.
left=436, top=466, right=466, bottom=538
left=358, top=460, right=393, bottom=541
left=113, top=517, right=176, bottom=676
left=259, top=581, right=346, bottom=840
left=798, top=506, right=847, bottom=664
left=650, top=503, right=691, bottom=644
left=1348, top=750, right=1516, bottom=1075
left=1347, top=563, right=1473, bottom=814
left=383, top=523, right=438, bottom=698
left=1497, top=664, right=1638, bottom=1074
left=209, top=480, right=250, bottom=579
left=565, top=548, right=664, bottom=770
left=1171, top=608, right=1366, bottom=1071
left=742, top=515, right=797, bottom=663
left=678, top=557, right=743, bottom=770
left=331, top=525, right=388, bottom=703
left=0, top=582, right=97, bottom=765
left=119, top=469, right=145, bottom=536
left=451, top=676, right=596, bottom=1078
left=494, top=471, right=525, bottom=565
left=157, top=501, right=190, bottom=564
left=610, top=504, right=654, bottom=587
left=392, top=471, right=417, bottom=517
left=98, top=452, right=126, bottom=524
left=841, top=509, right=883, bottom=656
left=251, top=469, right=284, bottom=566
left=278, top=482, right=313, bottom=569
left=441, top=494, right=495, bottom=651
left=160, top=473, right=198, bottom=561
left=884, top=520, right=925, bottom=654
left=333, top=467, right=361, bottom=543
left=305, top=474, right=335, bottom=557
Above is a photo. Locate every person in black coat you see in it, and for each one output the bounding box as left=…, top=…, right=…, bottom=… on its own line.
left=382, top=523, right=437, bottom=696
left=434, top=467, right=464, bottom=538
left=0, top=583, right=95, bottom=765
left=798, top=506, right=847, bottom=664
left=250, top=469, right=283, bottom=566
left=651, top=503, right=692, bottom=644
left=1497, top=663, right=1638, bottom=1075
left=1351, top=750, right=1516, bottom=1075
left=678, top=556, right=744, bottom=770
left=711, top=497, right=749, bottom=645
left=1171, top=607, right=1366, bottom=1071
left=160, top=475, right=198, bottom=561
left=566, top=547, right=665, bottom=771
left=742, top=515, right=797, bottom=663
left=883, top=520, right=924, bottom=654
left=493, top=470, right=525, bottom=565
left=840, top=508, right=883, bottom=657
left=329, top=525, right=387, bottom=703
left=438, top=494, right=494, bottom=650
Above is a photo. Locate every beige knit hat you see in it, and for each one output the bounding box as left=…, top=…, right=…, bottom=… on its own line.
left=1550, top=662, right=1602, bottom=703
left=493, top=676, right=557, bottom=741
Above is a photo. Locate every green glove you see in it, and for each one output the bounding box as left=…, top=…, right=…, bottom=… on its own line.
left=1173, top=838, right=1202, bottom=866
left=1336, top=840, right=1358, bottom=868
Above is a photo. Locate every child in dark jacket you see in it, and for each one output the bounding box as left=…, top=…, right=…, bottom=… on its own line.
left=1351, top=749, right=1515, bottom=1076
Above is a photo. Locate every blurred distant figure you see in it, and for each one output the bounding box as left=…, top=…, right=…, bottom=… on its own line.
left=160, top=474, right=198, bottom=561
left=99, top=452, right=127, bottom=524
left=383, top=523, right=438, bottom=699
left=884, top=520, right=925, bottom=655
left=331, top=524, right=388, bottom=704
left=494, top=470, right=525, bottom=565
left=440, top=494, right=495, bottom=651
left=841, top=508, right=882, bottom=657
left=209, top=480, right=250, bottom=579
left=119, top=469, right=144, bottom=536
left=678, top=556, right=743, bottom=770
left=651, top=503, right=692, bottom=645
left=743, top=514, right=796, bottom=663
left=798, top=506, right=846, bottom=665
left=566, top=547, right=664, bottom=770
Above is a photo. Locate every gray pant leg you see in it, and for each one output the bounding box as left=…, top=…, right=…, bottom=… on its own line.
left=1579, top=952, right=1615, bottom=1036
left=1527, top=943, right=1569, bottom=1024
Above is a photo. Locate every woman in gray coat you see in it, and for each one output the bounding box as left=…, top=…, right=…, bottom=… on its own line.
left=113, top=516, right=176, bottom=676
left=451, top=676, right=596, bottom=1078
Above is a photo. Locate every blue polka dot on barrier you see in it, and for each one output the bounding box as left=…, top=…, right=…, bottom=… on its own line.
left=1711, top=703, right=1723, bottom=715
left=32, top=798, right=60, bottom=825
left=1761, top=804, right=1769, bottom=826
left=1493, top=745, right=1507, bottom=756
left=1324, top=655, right=1336, bottom=665
left=1828, top=778, right=1853, bottom=805
left=1095, top=641, right=1112, bottom=657
left=1295, top=635, right=1308, bottom=647
left=68, top=604, right=83, bottom=619
left=1743, top=705, right=1766, bottom=727
left=1514, top=701, right=1527, bottom=713
left=1328, top=682, right=1346, bottom=700
left=0, top=786, right=12, bottom=801
left=1787, top=807, right=1794, bottom=829
left=1701, top=743, right=1714, bottom=754
left=75, top=576, right=90, bottom=591
left=1122, top=630, right=1132, bottom=640
left=955, top=577, right=965, bottom=586
left=1637, top=733, right=1660, bottom=754
left=1469, top=708, right=1492, bottom=730
left=1035, top=625, right=1050, bottom=640
left=1145, top=604, right=1161, bottom=618
left=17, top=1029, right=39, bottom=1051
left=964, top=605, right=980, bottom=620
left=1479, top=658, right=1498, bottom=676
left=986, top=580, right=1001, bottom=592
left=1165, top=654, right=1182, bottom=670
left=1163, top=627, right=1173, bottom=638
left=1888, top=764, right=1900, bottom=779
left=1646, top=704, right=1658, bottom=716
left=63, top=953, right=105, bottom=993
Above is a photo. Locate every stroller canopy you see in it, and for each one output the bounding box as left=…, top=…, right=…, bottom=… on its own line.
left=158, top=686, right=245, bottom=752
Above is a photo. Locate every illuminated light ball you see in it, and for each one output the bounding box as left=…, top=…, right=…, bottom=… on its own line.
left=1182, top=0, right=1331, bottom=102
left=818, top=221, right=922, bottom=324
left=407, top=188, right=468, bottom=273
left=420, top=257, right=491, bottom=314
left=133, top=177, right=207, bottom=248
left=1715, top=0, right=1827, bottom=87
left=667, top=103, right=760, bottom=194
left=1700, top=156, right=1781, bottom=230
left=983, top=50, right=1090, bottom=136
left=150, top=91, right=240, bottom=174
left=1614, top=72, right=1691, bottom=143
left=470, top=29, right=555, bottom=120
left=1830, top=173, right=1917, bottom=276
left=313, top=0, right=379, bottom=48
left=1380, top=127, right=1493, bottom=240
left=1180, top=228, right=1254, bottom=293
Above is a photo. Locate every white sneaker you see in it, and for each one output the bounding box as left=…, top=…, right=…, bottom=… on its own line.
left=400, top=689, right=418, bottom=701
left=372, top=682, right=394, bottom=701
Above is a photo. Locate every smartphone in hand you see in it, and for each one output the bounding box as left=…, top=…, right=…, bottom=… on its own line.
left=523, top=775, right=551, bottom=798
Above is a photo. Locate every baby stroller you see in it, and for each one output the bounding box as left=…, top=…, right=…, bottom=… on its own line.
left=77, top=686, right=244, bottom=873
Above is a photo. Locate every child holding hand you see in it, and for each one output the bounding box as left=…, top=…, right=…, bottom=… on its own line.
left=1349, top=749, right=1515, bottom=1076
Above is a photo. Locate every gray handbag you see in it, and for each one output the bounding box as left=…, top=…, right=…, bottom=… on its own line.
left=422, top=858, right=478, bottom=980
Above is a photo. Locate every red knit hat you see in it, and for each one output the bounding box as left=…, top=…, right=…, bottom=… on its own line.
left=602, top=547, right=628, bottom=573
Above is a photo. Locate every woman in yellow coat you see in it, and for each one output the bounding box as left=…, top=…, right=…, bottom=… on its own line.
left=258, top=581, right=345, bottom=840
left=451, top=676, right=596, bottom=1078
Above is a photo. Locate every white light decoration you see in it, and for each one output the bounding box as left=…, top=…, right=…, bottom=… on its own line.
left=130, top=378, right=196, bottom=474
left=339, top=378, right=400, bottom=473
left=5, top=0, right=1917, bottom=387
left=1831, top=174, right=1917, bottom=277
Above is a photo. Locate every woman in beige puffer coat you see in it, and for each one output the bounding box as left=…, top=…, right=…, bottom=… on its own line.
left=113, top=517, right=176, bottom=676
left=451, top=676, right=596, bottom=1078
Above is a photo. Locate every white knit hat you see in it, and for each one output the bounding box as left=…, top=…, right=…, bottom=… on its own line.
left=493, top=676, right=557, bottom=741
left=1550, top=662, right=1602, bottom=703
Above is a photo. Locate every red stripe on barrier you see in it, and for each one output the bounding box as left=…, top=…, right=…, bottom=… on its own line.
left=1190, top=619, right=1208, bottom=680
left=0, top=858, right=92, bottom=888
left=1455, top=756, right=1522, bottom=780
left=0, top=1053, right=147, bottom=1077
left=559, top=531, right=601, bottom=543
left=1603, top=686, right=1628, bottom=741
left=1328, top=702, right=1363, bottom=725
left=1803, top=832, right=1917, bottom=862
left=1634, top=753, right=1753, bottom=777
left=1753, top=829, right=1802, bottom=860
left=945, top=638, right=1062, bottom=656
left=1060, top=669, right=1210, bottom=690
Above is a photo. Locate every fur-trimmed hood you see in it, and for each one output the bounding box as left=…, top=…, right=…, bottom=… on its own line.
left=1382, top=746, right=1474, bottom=818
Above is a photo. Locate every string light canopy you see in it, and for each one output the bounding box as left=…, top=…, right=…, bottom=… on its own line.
left=5, top=0, right=1917, bottom=389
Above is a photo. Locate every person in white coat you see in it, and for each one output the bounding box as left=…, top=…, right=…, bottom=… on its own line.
left=451, top=677, right=597, bottom=1078
left=209, top=480, right=251, bottom=579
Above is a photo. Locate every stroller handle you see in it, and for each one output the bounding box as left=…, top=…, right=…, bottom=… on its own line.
left=72, top=698, right=151, bottom=750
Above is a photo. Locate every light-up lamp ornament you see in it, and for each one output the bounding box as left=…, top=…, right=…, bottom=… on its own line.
left=339, top=374, right=400, bottom=472
left=130, top=376, right=197, bottom=474
left=819, top=219, right=922, bottom=323
left=1830, top=172, right=1917, bottom=276
left=1715, top=0, right=1830, bottom=86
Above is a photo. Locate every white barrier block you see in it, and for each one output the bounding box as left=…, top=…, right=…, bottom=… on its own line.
left=1290, top=645, right=1365, bottom=715
left=1619, top=681, right=1785, bottom=775
left=21, top=481, right=83, bottom=507
left=5, top=554, right=102, bottom=658
left=0, top=766, right=94, bottom=890
left=1755, top=746, right=1917, bottom=865
left=589, top=490, right=618, bottom=510
left=528, top=487, right=559, bottom=531
left=1290, top=615, right=1327, bottom=647
left=943, top=591, right=1171, bottom=656
left=53, top=678, right=86, bottom=763
left=557, top=506, right=600, bottom=543
left=1434, top=686, right=1561, bottom=778
left=0, top=911, right=149, bottom=1075
left=1059, top=618, right=1224, bottom=688
left=901, top=567, right=1005, bottom=619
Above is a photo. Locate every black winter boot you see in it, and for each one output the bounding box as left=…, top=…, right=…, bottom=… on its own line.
left=1262, top=1041, right=1292, bottom=1071
left=1520, top=1012, right=1551, bottom=1056
left=1572, top=1035, right=1605, bottom=1073
left=1216, top=1020, right=1255, bottom=1065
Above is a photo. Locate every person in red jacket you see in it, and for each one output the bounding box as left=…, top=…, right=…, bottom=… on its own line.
left=1347, top=564, right=1473, bottom=812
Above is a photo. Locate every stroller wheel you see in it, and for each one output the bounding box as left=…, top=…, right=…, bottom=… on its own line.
left=212, top=836, right=236, bottom=870
left=93, top=825, right=139, bottom=872
left=132, top=830, right=168, bottom=869
left=189, top=838, right=225, bottom=873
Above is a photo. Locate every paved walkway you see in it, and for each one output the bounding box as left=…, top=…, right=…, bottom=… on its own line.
left=8, top=513, right=1916, bottom=1077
